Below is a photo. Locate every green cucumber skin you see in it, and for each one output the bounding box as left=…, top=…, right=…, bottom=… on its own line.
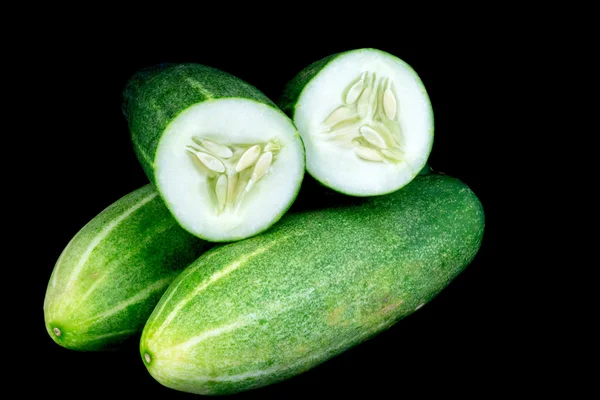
left=44, top=185, right=209, bottom=351
left=141, top=174, right=484, bottom=395
left=122, top=63, right=276, bottom=186
left=278, top=48, right=435, bottom=196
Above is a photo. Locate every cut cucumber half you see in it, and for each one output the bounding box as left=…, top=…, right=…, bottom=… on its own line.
left=123, top=64, right=305, bottom=242
left=280, top=48, right=433, bottom=196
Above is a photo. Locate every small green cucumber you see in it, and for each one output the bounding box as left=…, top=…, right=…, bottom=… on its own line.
left=44, top=185, right=209, bottom=351
left=140, top=174, right=484, bottom=395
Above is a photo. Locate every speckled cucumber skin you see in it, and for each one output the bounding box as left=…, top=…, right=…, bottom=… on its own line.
left=140, top=174, right=485, bottom=395
left=279, top=48, right=434, bottom=196
left=44, top=185, right=209, bottom=351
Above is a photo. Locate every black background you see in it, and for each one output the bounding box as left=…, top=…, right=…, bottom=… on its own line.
left=33, top=32, right=512, bottom=398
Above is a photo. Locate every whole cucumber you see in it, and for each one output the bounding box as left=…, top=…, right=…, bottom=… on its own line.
left=141, top=174, right=484, bottom=394
left=44, top=185, right=209, bottom=350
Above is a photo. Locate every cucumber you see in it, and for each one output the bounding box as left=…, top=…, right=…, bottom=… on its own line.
left=44, top=185, right=209, bottom=351
left=280, top=48, right=433, bottom=196
left=123, top=64, right=305, bottom=242
left=140, top=174, right=484, bottom=395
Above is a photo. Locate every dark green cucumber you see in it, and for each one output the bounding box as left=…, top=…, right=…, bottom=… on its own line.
left=140, top=174, right=484, bottom=395
left=44, top=185, right=209, bottom=351
left=123, top=64, right=305, bottom=242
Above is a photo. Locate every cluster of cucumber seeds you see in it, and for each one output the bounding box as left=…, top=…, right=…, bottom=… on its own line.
left=185, top=137, right=281, bottom=214
left=322, top=71, right=404, bottom=163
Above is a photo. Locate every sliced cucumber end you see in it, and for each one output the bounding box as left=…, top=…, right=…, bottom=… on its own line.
left=294, top=48, right=433, bottom=196
left=155, top=99, right=304, bottom=242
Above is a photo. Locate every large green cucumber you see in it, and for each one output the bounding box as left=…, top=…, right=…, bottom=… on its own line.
left=44, top=185, right=209, bottom=351
left=140, top=174, right=484, bottom=395
left=123, top=64, right=305, bottom=242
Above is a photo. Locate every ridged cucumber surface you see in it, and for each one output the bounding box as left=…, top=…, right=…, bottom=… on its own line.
left=140, top=174, right=484, bottom=395
left=44, top=185, right=208, bottom=350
